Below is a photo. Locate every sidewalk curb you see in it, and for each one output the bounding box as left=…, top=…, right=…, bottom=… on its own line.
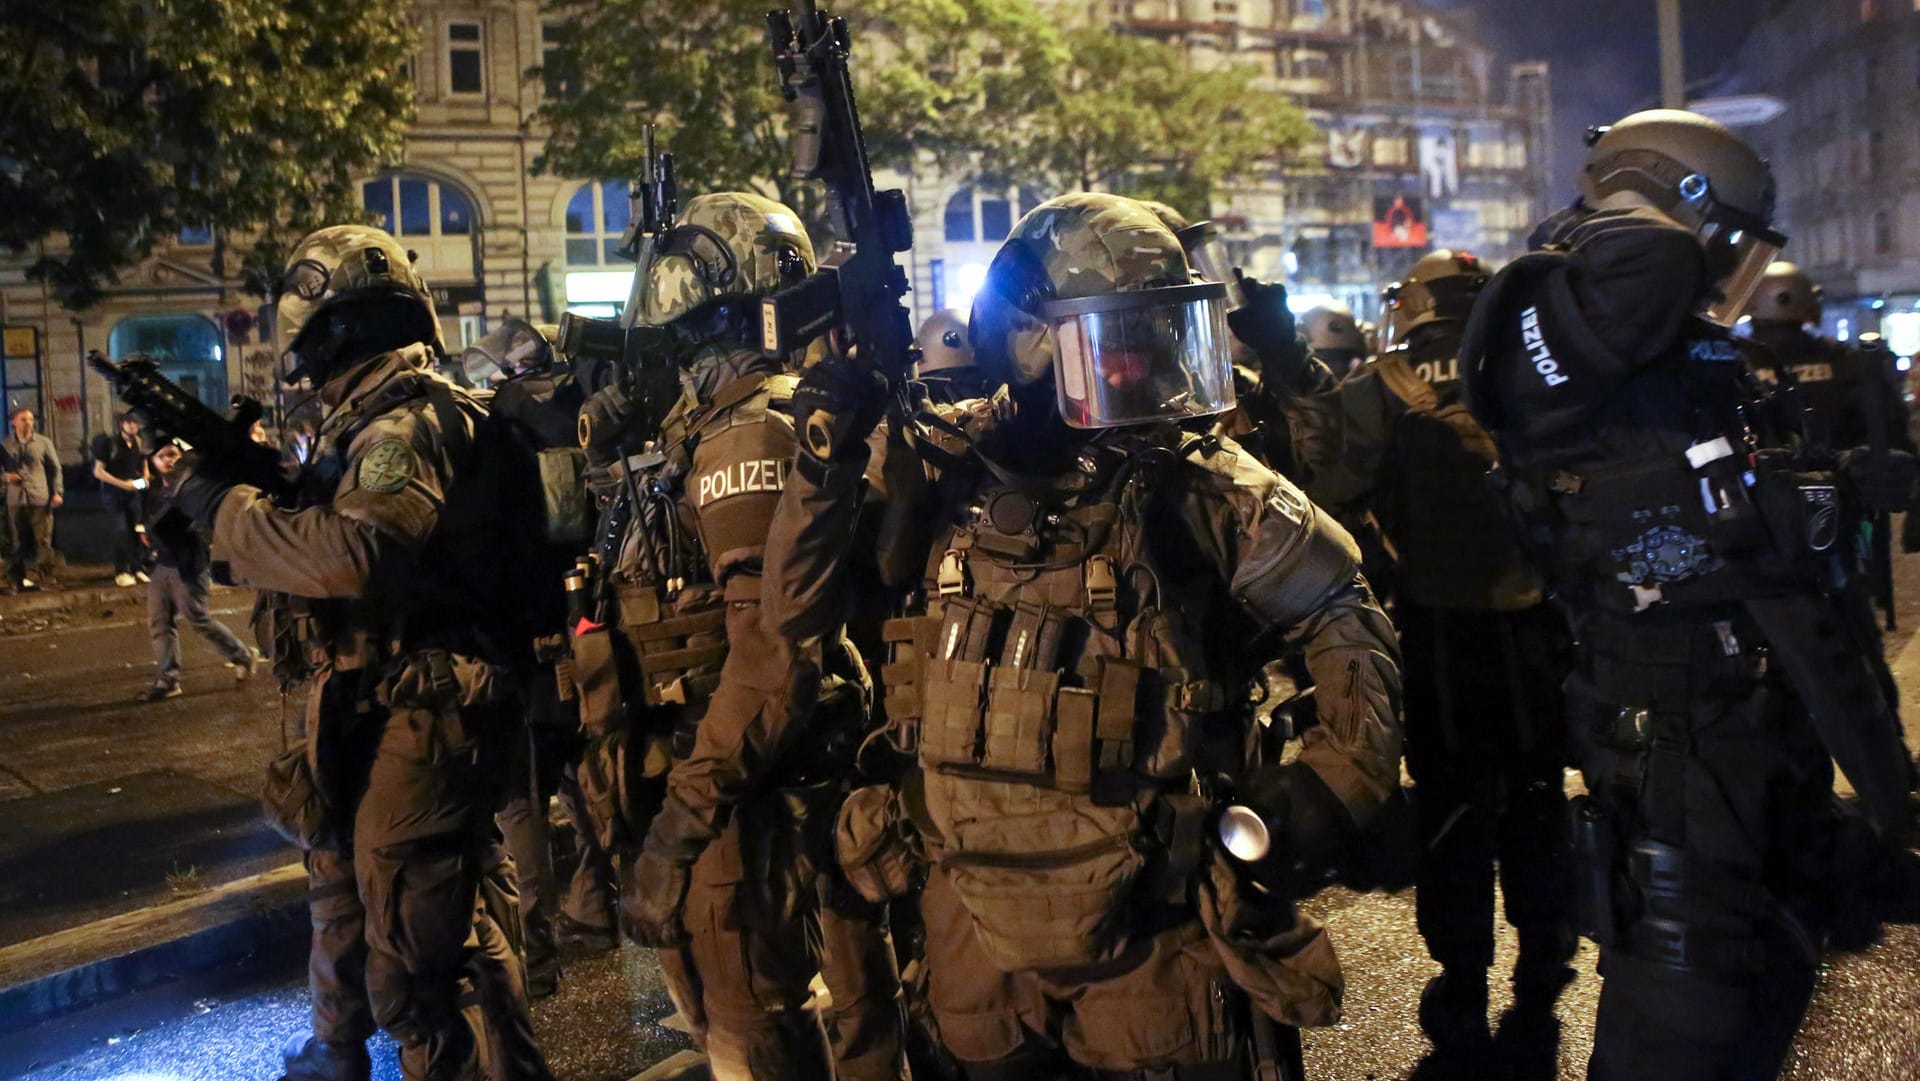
left=0, top=861, right=307, bottom=1035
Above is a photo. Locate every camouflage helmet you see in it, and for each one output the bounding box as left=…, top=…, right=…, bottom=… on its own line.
left=1299, top=304, right=1366, bottom=357
left=1580, top=109, right=1784, bottom=325
left=915, top=310, right=974, bottom=376
left=1138, top=199, right=1194, bottom=234
left=1384, top=249, right=1491, bottom=345
left=276, top=224, right=443, bottom=383
left=1748, top=261, right=1822, bottom=325
left=639, top=192, right=815, bottom=327
left=970, top=193, right=1235, bottom=428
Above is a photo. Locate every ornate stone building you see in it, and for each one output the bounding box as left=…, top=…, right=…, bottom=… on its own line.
left=0, top=0, right=1546, bottom=461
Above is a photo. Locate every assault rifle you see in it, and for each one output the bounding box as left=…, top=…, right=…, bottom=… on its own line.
left=88, top=351, right=297, bottom=503
left=762, top=0, right=917, bottom=376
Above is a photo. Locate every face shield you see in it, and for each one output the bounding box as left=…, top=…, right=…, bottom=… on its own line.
left=1044, top=281, right=1236, bottom=429
left=1174, top=222, right=1244, bottom=311
left=1698, top=218, right=1787, bottom=327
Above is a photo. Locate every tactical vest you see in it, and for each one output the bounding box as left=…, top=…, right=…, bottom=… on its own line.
left=882, top=443, right=1228, bottom=973
left=1372, top=353, right=1544, bottom=611
left=571, top=370, right=799, bottom=742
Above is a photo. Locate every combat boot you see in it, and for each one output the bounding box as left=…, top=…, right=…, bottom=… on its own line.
left=1511, top=925, right=1578, bottom=1011
left=280, top=1034, right=371, bottom=1081
left=1418, top=967, right=1491, bottom=1053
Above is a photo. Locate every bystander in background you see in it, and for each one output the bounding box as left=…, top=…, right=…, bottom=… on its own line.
left=92, top=411, right=150, bottom=587
left=136, top=441, right=256, bottom=701
left=3, top=407, right=63, bottom=591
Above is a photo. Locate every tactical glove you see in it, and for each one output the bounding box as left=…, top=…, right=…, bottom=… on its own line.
left=619, top=793, right=718, bottom=948
left=170, top=468, right=238, bottom=528
left=1842, top=447, right=1919, bottom=515
left=1233, top=762, right=1356, bottom=895
left=1227, top=271, right=1317, bottom=394
left=793, top=354, right=890, bottom=464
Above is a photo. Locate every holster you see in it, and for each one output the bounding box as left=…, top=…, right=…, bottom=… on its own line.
left=1569, top=794, right=1620, bottom=949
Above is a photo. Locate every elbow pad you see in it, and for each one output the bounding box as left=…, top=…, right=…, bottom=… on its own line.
left=1230, top=487, right=1361, bottom=630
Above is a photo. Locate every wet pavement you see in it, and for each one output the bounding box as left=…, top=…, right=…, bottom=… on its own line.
left=4, top=550, right=1920, bottom=1078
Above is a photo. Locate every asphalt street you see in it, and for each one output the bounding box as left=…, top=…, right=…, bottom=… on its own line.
left=4, top=558, right=1920, bottom=1079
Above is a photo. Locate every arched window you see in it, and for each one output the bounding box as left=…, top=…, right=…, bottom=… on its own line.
left=566, top=181, right=633, bottom=267
left=110, top=315, right=225, bottom=410
left=360, top=174, right=477, bottom=281
left=943, top=185, right=1049, bottom=245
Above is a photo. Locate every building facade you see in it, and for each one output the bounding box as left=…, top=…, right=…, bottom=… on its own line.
left=0, top=0, right=1546, bottom=462
left=1713, top=0, right=1920, bottom=352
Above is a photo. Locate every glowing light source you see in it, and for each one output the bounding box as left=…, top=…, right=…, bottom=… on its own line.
left=565, top=270, right=634, bottom=305
left=945, top=262, right=990, bottom=318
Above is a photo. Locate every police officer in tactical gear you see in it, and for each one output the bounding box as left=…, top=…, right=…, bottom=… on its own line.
left=1461, top=109, right=1918, bottom=1081
left=1288, top=248, right=1579, bottom=1055
left=182, top=226, right=552, bottom=1081
left=1298, top=305, right=1369, bottom=381
left=575, top=192, right=908, bottom=1080
left=1740, top=262, right=1912, bottom=455
left=469, top=318, right=616, bottom=995
left=766, top=192, right=1403, bottom=1079
left=915, top=310, right=995, bottom=404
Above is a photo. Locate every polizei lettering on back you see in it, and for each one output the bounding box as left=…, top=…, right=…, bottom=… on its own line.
left=1520, top=306, right=1568, bottom=387
left=697, top=458, right=788, bottom=507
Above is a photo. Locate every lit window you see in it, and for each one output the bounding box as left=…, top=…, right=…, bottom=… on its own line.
left=448, top=21, right=484, bottom=96
left=566, top=181, right=633, bottom=267
left=944, top=186, right=1048, bottom=244
left=109, top=315, right=226, bottom=409
left=178, top=224, right=213, bottom=246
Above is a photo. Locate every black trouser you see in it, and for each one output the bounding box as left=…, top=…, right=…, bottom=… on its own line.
left=1571, top=611, right=1835, bottom=1081
left=107, top=489, right=142, bottom=574
left=1401, top=601, right=1573, bottom=974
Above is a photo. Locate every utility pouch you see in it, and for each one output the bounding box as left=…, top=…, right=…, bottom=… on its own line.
left=1052, top=688, right=1099, bottom=792
left=537, top=446, right=592, bottom=544
left=629, top=608, right=729, bottom=708
left=1570, top=794, right=1620, bottom=948
left=1130, top=606, right=1216, bottom=780
left=261, top=741, right=329, bottom=850
left=919, top=597, right=1001, bottom=767
left=836, top=782, right=923, bottom=904
left=981, top=602, right=1066, bottom=774
left=1093, top=655, right=1142, bottom=774
left=942, top=808, right=1145, bottom=972
left=880, top=615, right=938, bottom=754
left=569, top=627, right=627, bottom=736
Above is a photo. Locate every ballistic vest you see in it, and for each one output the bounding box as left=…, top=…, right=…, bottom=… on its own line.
left=882, top=435, right=1233, bottom=972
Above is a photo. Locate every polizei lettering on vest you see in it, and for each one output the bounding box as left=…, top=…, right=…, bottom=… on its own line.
left=1520, top=306, right=1568, bottom=387
left=697, top=458, right=788, bottom=507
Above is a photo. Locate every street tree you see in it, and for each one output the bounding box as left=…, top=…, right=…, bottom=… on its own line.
left=531, top=0, right=1063, bottom=221
left=0, top=0, right=416, bottom=307
left=1015, top=27, right=1316, bottom=214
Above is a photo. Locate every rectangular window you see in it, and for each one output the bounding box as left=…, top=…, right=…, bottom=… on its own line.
left=979, top=195, right=1013, bottom=242
left=1870, top=129, right=1888, bottom=177
left=363, top=179, right=395, bottom=233
left=178, top=224, right=214, bottom=246
left=447, top=21, right=484, bottom=96
left=1299, top=0, right=1327, bottom=17
left=1214, top=1, right=1239, bottom=19
left=398, top=177, right=432, bottom=236
left=542, top=24, right=570, bottom=100
left=566, top=239, right=598, bottom=265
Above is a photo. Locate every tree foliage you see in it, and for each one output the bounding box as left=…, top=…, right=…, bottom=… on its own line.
left=1014, top=28, right=1317, bottom=213
left=533, top=1, right=1313, bottom=227
left=0, top=0, right=416, bottom=307
left=531, top=0, right=1062, bottom=213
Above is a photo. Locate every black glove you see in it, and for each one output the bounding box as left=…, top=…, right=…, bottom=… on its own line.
left=1842, top=447, right=1919, bottom=514
left=170, top=468, right=237, bottom=528
left=793, top=354, right=889, bottom=463
left=1226, top=271, right=1316, bottom=393
left=1233, top=762, right=1356, bottom=895
left=619, top=793, right=718, bottom=948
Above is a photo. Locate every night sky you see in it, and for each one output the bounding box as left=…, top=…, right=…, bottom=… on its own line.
left=1425, top=0, right=1769, bottom=203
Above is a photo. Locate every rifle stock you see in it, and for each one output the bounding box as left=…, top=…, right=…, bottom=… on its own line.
left=763, top=0, right=918, bottom=377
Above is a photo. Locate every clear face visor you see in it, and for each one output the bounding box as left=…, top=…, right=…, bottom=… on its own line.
left=1700, top=220, right=1787, bottom=328
left=1175, top=222, right=1244, bottom=311
left=1043, top=282, right=1237, bottom=429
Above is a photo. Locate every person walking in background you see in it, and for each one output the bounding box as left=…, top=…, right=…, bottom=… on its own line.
left=3, top=407, right=63, bottom=591
left=136, top=441, right=256, bottom=701
left=92, top=410, right=151, bottom=588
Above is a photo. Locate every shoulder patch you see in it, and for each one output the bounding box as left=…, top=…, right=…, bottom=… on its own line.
left=357, top=438, right=417, bottom=494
